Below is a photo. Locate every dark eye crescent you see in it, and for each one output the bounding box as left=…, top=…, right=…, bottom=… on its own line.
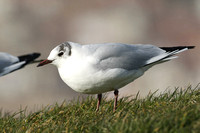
left=58, top=52, right=64, bottom=57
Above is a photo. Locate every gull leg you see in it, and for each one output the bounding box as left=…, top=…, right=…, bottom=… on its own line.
left=96, top=94, right=102, bottom=112
left=113, top=90, right=119, bottom=112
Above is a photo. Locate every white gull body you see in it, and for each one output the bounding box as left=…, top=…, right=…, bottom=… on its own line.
left=42, top=42, right=193, bottom=94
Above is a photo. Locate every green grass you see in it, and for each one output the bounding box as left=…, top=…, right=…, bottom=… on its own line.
left=1, top=85, right=200, bottom=133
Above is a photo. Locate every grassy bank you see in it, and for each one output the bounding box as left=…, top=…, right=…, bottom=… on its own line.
left=1, top=85, right=200, bottom=133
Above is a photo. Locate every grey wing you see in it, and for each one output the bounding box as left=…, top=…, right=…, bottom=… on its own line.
left=0, top=61, right=26, bottom=76
left=90, top=43, right=165, bottom=70
left=0, top=52, right=19, bottom=70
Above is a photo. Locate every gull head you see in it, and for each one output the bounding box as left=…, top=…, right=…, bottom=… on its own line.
left=37, top=42, right=72, bottom=67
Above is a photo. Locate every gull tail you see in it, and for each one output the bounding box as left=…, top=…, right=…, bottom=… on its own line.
left=16, top=52, right=41, bottom=69
left=18, top=53, right=41, bottom=64
left=0, top=53, right=41, bottom=77
left=145, top=46, right=195, bottom=66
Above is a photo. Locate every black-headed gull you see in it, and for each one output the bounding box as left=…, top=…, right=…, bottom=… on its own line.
left=0, top=52, right=40, bottom=77
left=37, top=42, right=194, bottom=111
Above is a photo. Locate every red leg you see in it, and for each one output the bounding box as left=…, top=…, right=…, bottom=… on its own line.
left=113, top=90, right=119, bottom=112
left=96, top=94, right=102, bottom=112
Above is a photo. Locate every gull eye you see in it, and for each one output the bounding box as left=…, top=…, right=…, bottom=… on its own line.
left=58, top=51, right=64, bottom=57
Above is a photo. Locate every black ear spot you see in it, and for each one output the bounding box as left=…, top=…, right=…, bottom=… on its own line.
left=58, top=51, right=64, bottom=57
left=59, top=42, right=72, bottom=56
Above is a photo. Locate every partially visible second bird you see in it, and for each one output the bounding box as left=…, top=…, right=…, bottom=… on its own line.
left=0, top=52, right=40, bottom=77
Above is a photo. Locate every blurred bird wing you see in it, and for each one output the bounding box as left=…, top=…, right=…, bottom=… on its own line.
left=0, top=52, right=19, bottom=70
left=0, top=61, right=26, bottom=76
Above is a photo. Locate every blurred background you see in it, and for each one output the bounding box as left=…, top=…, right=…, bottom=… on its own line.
left=0, top=0, right=199, bottom=113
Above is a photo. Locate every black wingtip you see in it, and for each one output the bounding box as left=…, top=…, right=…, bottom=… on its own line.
left=187, top=46, right=195, bottom=49
left=18, top=53, right=41, bottom=62
left=160, top=46, right=195, bottom=52
left=31, top=53, right=41, bottom=59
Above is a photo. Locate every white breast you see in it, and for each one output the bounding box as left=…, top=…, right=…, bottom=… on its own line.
left=58, top=56, right=146, bottom=94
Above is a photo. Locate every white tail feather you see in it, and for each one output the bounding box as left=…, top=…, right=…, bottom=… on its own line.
left=146, top=48, right=189, bottom=66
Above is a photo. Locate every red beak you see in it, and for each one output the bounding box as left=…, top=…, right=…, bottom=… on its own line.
left=37, top=59, right=53, bottom=67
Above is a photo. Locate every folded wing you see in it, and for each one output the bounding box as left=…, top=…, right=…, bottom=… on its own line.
left=89, top=43, right=194, bottom=70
